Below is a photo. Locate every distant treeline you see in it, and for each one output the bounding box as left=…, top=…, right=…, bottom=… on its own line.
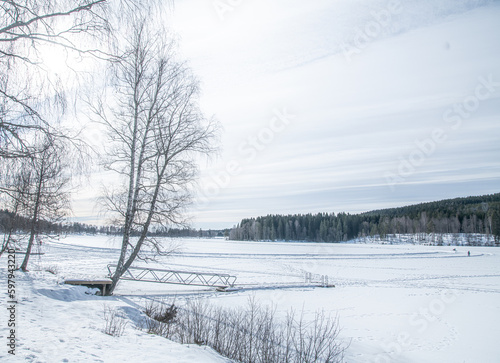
left=229, top=193, right=500, bottom=243
left=0, top=210, right=228, bottom=238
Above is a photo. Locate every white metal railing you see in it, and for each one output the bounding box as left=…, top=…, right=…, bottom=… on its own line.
left=107, top=265, right=237, bottom=288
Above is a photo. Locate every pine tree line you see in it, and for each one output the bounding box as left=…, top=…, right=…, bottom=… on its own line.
left=229, top=193, right=500, bottom=243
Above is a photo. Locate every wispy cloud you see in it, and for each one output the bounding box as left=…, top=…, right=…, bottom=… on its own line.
left=72, top=1, right=500, bottom=227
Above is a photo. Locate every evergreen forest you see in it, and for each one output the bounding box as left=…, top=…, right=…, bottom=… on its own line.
left=229, top=193, right=500, bottom=243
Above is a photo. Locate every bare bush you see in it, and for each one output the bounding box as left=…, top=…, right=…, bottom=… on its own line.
left=145, top=300, right=178, bottom=324
left=140, top=299, right=178, bottom=337
left=141, top=298, right=345, bottom=363
left=103, top=306, right=127, bottom=337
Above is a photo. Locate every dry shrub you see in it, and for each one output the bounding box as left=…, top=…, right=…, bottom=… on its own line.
left=103, top=306, right=127, bottom=337
left=141, top=297, right=345, bottom=363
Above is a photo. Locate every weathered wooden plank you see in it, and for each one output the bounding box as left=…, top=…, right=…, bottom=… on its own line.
left=65, top=279, right=113, bottom=295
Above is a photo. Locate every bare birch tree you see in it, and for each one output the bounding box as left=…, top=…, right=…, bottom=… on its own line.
left=93, top=19, right=218, bottom=295
left=0, top=135, right=71, bottom=270
left=0, top=0, right=162, bottom=261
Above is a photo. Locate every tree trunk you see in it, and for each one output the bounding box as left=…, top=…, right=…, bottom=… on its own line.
left=20, top=224, right=37, bottom=272
left=20, top=164, right=44, bottom=272
left=106, top=161, right=166, bottom=295
left=20, top=199, right=41, bottom=271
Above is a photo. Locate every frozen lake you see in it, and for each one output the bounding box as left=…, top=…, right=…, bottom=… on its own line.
left=32, top=236, right=500, bottom=363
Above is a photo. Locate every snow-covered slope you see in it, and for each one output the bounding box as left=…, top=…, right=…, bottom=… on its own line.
left=0, top=269, right=228, bottom=362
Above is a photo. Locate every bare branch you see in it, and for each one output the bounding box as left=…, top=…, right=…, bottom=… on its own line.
left=0, top=1, right=106, bottom=35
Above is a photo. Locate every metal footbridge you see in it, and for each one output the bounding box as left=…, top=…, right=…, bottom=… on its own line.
left=107, top=265, right=237, bottom=289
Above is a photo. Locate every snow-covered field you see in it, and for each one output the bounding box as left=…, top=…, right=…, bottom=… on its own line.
left=2, top=235, right=500, bottom=362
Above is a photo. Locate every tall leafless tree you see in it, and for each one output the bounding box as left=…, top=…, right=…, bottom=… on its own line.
left=0, top=0, right=163, bottom=262
left=0, top=134, right=71, bottom=270
left=92, top=19, right=218, bottom=295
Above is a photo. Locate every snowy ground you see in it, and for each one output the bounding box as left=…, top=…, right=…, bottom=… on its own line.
left=2, top=235, right=500, bottom=362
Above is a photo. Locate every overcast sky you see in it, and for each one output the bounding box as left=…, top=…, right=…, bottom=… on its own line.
left=73, top=0, right=500, bottom=228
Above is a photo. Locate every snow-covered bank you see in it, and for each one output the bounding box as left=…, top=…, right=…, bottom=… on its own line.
left=0, top=269, right=228, bottom=362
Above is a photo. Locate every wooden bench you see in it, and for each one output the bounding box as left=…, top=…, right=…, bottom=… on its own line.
left=65, top=279, right=113, bottom=295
